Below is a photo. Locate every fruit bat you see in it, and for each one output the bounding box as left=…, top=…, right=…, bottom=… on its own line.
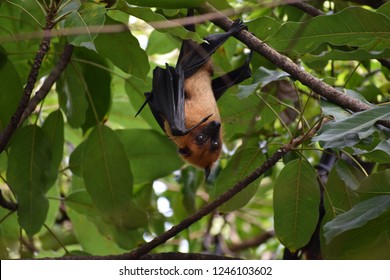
left=136, top=12, right=252, bottom=177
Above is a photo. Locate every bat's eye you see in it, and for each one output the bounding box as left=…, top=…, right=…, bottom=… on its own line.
left=195, top=134, right=206, bottom=144
left=210, top=140, right=220, bottom=151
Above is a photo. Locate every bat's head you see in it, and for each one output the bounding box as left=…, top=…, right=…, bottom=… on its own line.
left=177, top=120, right=222, bottom=178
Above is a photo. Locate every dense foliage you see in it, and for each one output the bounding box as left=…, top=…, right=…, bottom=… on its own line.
left=0, top=0, right=389, bottom=259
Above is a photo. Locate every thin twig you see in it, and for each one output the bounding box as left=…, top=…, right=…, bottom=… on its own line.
left=288, top=1, right=324, bottom=17
left=19, top=44, right=74, bottom=125
left=0, top=190, right=18, bottom=211
left=0, top=8, right=57, bottom=153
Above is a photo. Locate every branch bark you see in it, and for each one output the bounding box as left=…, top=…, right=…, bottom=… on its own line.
left=288, top=1, right=324, bottom=17
left=19, top=44, right=74, bottom=125
left=196, top=3, right=390, bottom=128
left=0, top=21, right=54, bottom=153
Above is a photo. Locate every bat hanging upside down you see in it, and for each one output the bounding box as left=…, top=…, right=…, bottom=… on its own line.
left=136, top=11, right=252, bottom=177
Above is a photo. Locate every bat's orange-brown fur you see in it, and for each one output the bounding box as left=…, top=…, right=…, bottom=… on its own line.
left=164, top=62, right=222, bottom=173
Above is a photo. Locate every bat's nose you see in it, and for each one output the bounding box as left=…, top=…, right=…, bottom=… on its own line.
left=204, top=121, right=221, bottom=138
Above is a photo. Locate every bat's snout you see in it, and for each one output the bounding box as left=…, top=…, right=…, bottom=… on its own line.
left=203, top=120, right=221, bottom=139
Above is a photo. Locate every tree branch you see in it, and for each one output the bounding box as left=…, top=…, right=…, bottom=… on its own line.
left=228, top=231, right=274, bottom=252
left=51, top=124, right=320, bottom=260
left=0, top=18, right=56, bottom=153
left=19, top=44, right=74, bottom=125
left=196, top=3, right=390, bottom=128
left=0, top=190, right=17, bottom=211
left=288, top=1, right=324, bottom=17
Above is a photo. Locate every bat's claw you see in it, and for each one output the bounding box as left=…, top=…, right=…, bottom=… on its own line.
left=230, top=19, right=248, bottom=34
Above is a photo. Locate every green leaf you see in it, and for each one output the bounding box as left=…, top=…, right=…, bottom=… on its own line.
left=320, top=100, right=351, bottom=122
left=246, top=16, right=281, bottom=41
left=95, top=16, right=149, bottom=80
left=69, top=141, right=85, bottom=177
left=82, top=125, right=133, bottom=215
left=57, top=62, right=89, bottom=128
left=273, top=159, right=320, bottom=252
left=313, top=104, right=390, bottom=149
left=237, top=67, right=290, bottom=99
left=117, top=129, right=182, bottom=184
left=324, top=195, right=390, bottom=243
left=66, top=190, right=97, bottom=217
left=220, top=92, right=282, bottom=139
left=0, top=50, right=23, bottom=131
left=146, top=29, right=179, bottom=55
left=357, top=169, right=390, bottom=200
left=335, top=159, right=365, bottom=191
left=323, top=208, right=390, bottom=259
left=125, top=76, right=160, bottom=132
left=322, top=160, right=363, bottom=222
left=66, top=205, right=126, bottom=255
left=267, top=7, right=390, bottom=55
left=213, top=147, right=265, bottom=212
left=41, top=110, right=64, bottom=188
left=75, top=48, right=112, bottom=132
left=118, top=3, right=202, bottom=42
left=6, top=126, right=52, bottom=236
left=64, top=2, right=106, bottom=48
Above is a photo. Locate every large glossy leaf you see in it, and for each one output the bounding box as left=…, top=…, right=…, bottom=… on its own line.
left=41, top=110, right=64, bottom=188
left=246, top=16, right=281, bottom=41
left=95, top=16, right=149, bottom=80
left=146, top=29, right=179, bottom=55
left=57, top=62, right=89, bottom=128
left=82, top=125, right=133, bottom=215
left=6, top=126, right=52, bottom=236
left=273, top=159, right=320, bottom=252
left=322, top=160, right=363, bottom=221
left=323, top=207, right=390, bottom=259
left=0, top=50, right=23, bottom=131
left=220, top=91, right=282, bottom=139
left=237, top=67, right=290, bottom=99
left=313, top=104, right=390, bottom=149
left=267, top=6, right=390, bottom=55
left=66, top=190, right=144, bottom=251
left=117, top=129, right=182, bottom=184
left=357, top=169, right=390, bottom=200
left=324, top=195, right=390, bottom=243
left=213, top=147, right=265, bottom=212
left=75, top=48, right=112, bottom=132
left=64, top=2, right=106, bottom=48
left=66, top=204, right=126, bottom=255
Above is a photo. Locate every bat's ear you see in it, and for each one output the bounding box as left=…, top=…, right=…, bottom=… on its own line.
left=205, top=166, right=211, bottom=180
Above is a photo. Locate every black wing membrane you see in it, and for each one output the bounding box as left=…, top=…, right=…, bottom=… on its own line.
left=143, top=64, right=185, bottom=135
left=177, top=19, right=248, bottom=79
left=144, top=64, right=211, bottom=136
left=211, top=51, right=253, bottom=101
